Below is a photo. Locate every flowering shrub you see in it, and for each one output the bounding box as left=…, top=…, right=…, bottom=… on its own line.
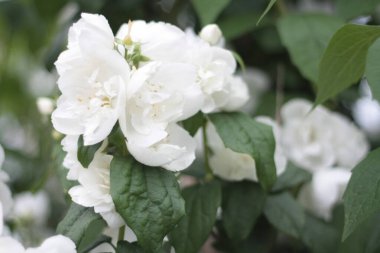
left=2, top=0, right=380, bottom=252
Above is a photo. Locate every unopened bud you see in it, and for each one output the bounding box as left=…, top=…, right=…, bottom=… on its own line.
left=199, top=24, right=223, bottom=45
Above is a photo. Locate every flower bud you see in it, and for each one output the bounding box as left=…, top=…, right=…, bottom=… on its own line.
left=199, top=24, right=223, bottom=45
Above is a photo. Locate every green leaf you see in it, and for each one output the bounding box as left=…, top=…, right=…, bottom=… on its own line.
left=222, top=181, right=266, bottom=241
left=191, top=0, right=231, bottom=26
left=336, top=0, right=380, bottom=20
left=343, top=148, right=380, bottom=240
left=272, top=163, right=312, bottom=192
left=110, top=157, right=185, bottom=252
left=208, top=112, right=277, bottom=191
left=365, top=38, right=380, bottom=101
left=277, top=13, right=343, bottom=84
left=301, top=214, right=339, bottom=253
left=77, top=135, right=102, bottom=168
left=263, top=192, right=305, bottom=238
left=181, top=112, right=204, bottom=136
left=57, top=203, right=107, bottom=252
left=107, top=124, right=128, bottom=156
left=257, top=0, right=277, bottom=25
left=316, top=24, right=380, bottom=105
left=169, top=181, right=221, bottom=253
left=218, top=12, right=261, bottom=40
left=116, top=241, right=145, bottom=253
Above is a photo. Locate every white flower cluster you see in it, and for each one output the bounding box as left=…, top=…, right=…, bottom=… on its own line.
left=281, top=99, right=368, bottom=172
left=281, top=99, right=369, bottom=220
left=205, top=98, right=369, bottom=220
left=51, top=13, right=249, bottom=227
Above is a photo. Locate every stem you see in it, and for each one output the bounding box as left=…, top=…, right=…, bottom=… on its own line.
left=202, top=122, right=214, bottom=181
left=276, top=0, right=288, bottom=15
left=275, top=63, right=285, bottom=125
left=118, top=226, right=125, bottom=241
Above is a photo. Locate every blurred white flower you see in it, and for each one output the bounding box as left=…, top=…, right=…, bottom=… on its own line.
left=0, top=145, right=4, bottom=169
left=353, top=80, right=380, bottom=139
left=206, top=119, right=286, bottom=181
left=68, top=151, right=124, bottom=228
left=25, top=235, right=76, bottom=253
left=52, top=13, right=130, bottom=146
left=0, top=151, right=12, bottom=236
left=353, top=98, right=380, bottom=139
left=36, top=97, right=55, bottom=116
left=199, top=24, right=223, bottom=45
left=11, top=192, right=50, bottom=226
left=0, top=237, right=25, bottom=253
left=298, top=168, right=351, bottom=221
left=281, top=99, right=368, bottom=172
left=0, top=235, right=76, bottom=253
left=239, top=68, right=270, bottom=114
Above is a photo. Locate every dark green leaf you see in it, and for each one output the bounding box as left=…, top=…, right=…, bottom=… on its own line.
left=191, top=0, right=231, bottom=26
left=107, top=124, right=128, bottom=156
left=316, top=24, right=380, bottom=105
left=222, top=182, right=266, bottom=241
left=343, top=148, right=380, bottom=240
left=365, top=38, right=380, bottom=102
left=277, top=13, right=343, bottom=84
left=77, top=135, right=102, bottom=168
left=219, top=13, right=261, bottom=40
left=208, top=112, right=277, bottom=191
left=264, top=192, right=305, bottom=238
left=301, top=214, right=339, bottom=253
left=257, top=0, right=277, bottom=25
left=272, top=163, right=312, bottom=192
left=110, top=157, right=185, bottom=252
left=336, top=0, right=380, bottom=20
left=57, top=203, right=107, bottom=252
left=116, top=241, right=144, bottom=253
left=181, top=112, right=204, bottom=136
left=169, top=181, right=221, bottom=253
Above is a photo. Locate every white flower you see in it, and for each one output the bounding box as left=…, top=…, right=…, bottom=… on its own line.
left=0, top=237, right=25, bottom=253
left=281, top=99, right=369, bottom=172
left=353, top=97, right=380, bottom=139
left=116, top=20, right=188, bottom=63
left=52, top=13, right=130, bottom=145
left=188, top=44, right=238, bottom=113
left=68, top=151, right=124, bottom=228
left=0, top=171, right=12, bottom=235
left=0, top=145, right=4, bottom=169
left=25, top=235, right=76, bottom=253
left=36, top=97, right=55, bottom=115
left=127, top=124, right=197, bottom=171
left=0, top=235, right=76, bottom=253
left=199, top=24, right=223, bottom=45
left=11, top=192, right=50, bottom=226
left=119, top=61, right=202, bottom=171
left=238, top=68, right=270, bottom=114
left=298, top=168, right=351, bottom=221
left=217, top=75, right=249, bottom=112
left=61, top=135, right=86, bottom=181
left=206, top=119, right=286, bottom=181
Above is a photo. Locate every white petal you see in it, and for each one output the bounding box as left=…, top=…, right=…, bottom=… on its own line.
left=0, top=237, right=25, bottom=253
left=298, top=168, right=351, bottom=221
left=25, top=235, right=76, bottom=253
